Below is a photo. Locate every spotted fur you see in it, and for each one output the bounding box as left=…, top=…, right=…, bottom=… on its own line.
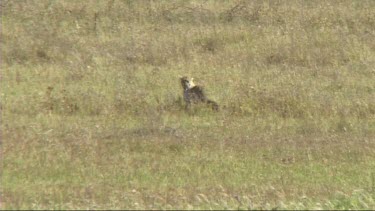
left=180, top=76, right=219, bottom=111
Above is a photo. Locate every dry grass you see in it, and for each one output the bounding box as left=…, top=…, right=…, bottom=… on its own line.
left=1, top=0, right=375, bottom=209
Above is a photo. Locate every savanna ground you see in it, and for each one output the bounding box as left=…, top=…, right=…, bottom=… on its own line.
left=1, top=0, right=375, bottom=209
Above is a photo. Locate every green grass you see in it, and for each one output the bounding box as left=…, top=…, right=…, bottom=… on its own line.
left=1, top=0, right=375, bottom=209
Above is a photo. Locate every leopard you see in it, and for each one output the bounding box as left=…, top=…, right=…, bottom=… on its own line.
left=180, top=76, right=219, bottom=111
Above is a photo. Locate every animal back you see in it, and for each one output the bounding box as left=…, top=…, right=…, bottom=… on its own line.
left=188, top=86, right=207, bottom=102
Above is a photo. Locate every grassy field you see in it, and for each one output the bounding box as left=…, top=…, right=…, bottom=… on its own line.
left=1, top=0, right=375, bottom=209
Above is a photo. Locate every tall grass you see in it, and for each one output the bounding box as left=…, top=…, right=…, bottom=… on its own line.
left=1, top=0, right=375, bottom=209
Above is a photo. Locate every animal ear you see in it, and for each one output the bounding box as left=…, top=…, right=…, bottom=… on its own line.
left=191, top=78, right=194, bottom=82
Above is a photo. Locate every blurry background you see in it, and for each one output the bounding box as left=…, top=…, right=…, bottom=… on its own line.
left=1, top=0, right=375, bottom=209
